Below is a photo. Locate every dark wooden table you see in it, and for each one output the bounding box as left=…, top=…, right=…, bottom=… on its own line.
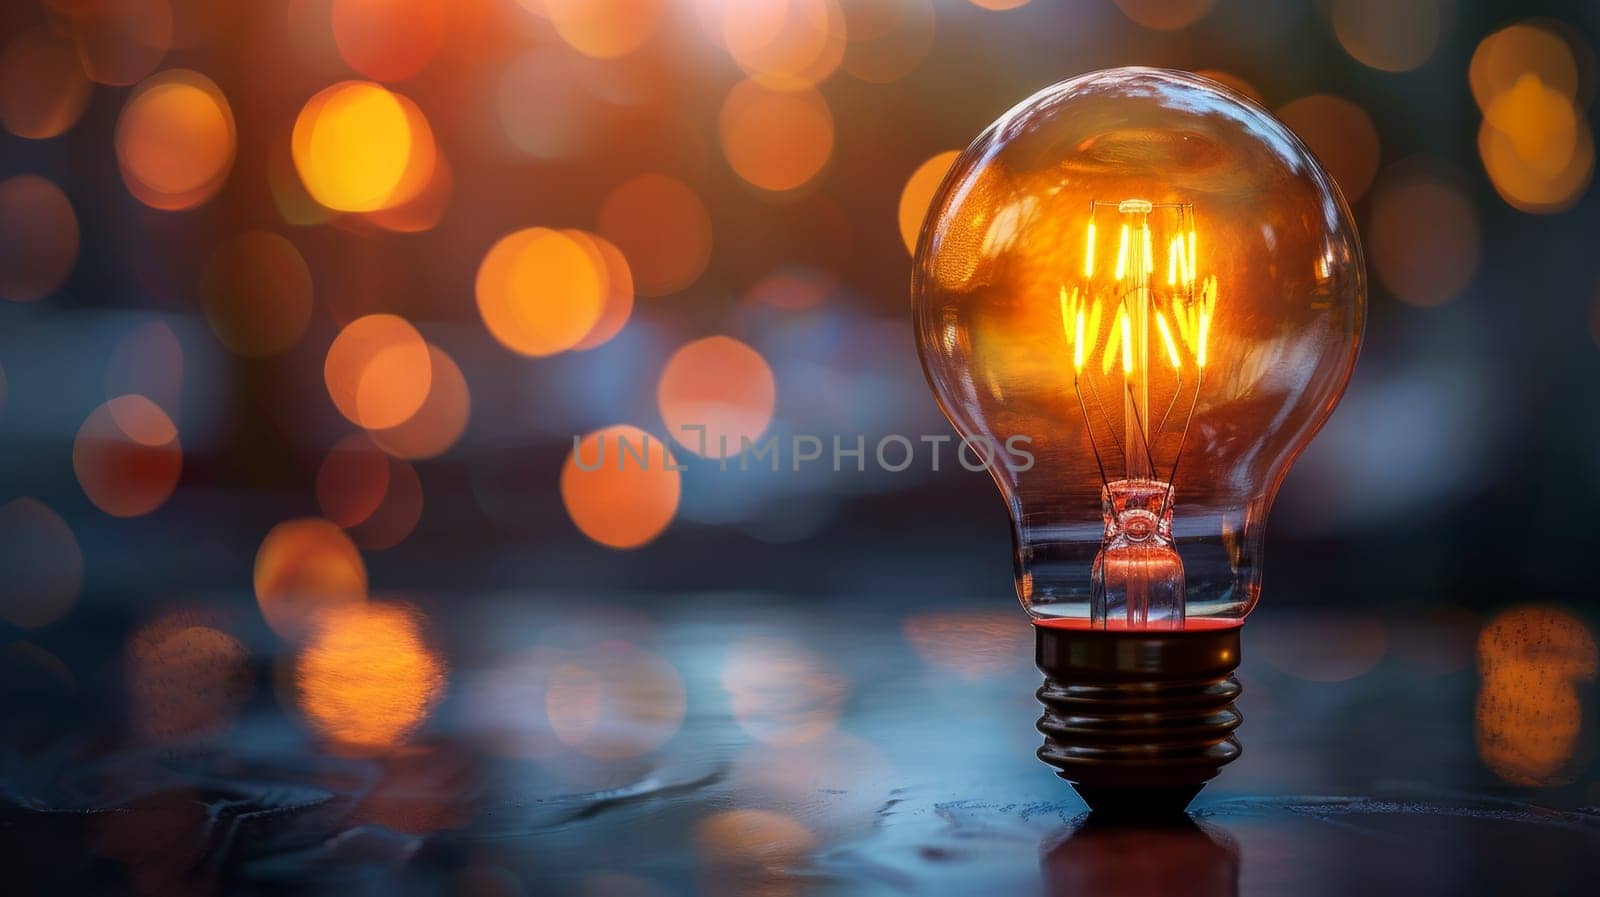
left=3, top=595, right=1595, bottom=895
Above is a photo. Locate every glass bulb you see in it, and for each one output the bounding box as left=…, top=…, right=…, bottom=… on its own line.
left=912, top=68, right=1364, bottom=631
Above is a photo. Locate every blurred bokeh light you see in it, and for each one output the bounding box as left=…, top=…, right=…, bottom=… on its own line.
left=199, top=230, right=314, bottom=357
left=106, top=320, right=183, bottom=416
left=898, top=149, right=958, bottom=255
left=722, top=636, right=846, bottom=745
left=561, top=424, right=680, bottom=548
left=1477, top=606, right=1597, bottom=787
left=544, top=0, right=664, bottom=61
left=365, top=150, right=452, bottom=232
left=902, top=610, right=1029, bottom=679
left=293, top=601, right=447, bottom=753
left=496, top=48, right=607, bottom=161
left=658, top=335, right=776, bottom=458
left=317, top=432, right=391, bottom=528
left=324, top=313, right=433, bottom=429
left=1471, top=22, right=1596, bottom=214
left=569, top=233, right=635, bottom=351
left=1368, top=166, right=1481, bottom=308
left=745, top=266, right=834, bottom=311
left=1114, top=0, right=1215, bottom=31
left=0, top=174, right=78, bottom=301
left=291, top=80, right=435, bottom=213
left=72, top=394, right=182, bottom=517
left=330, top=0, right=448, bottom=82
left=0, top=25, right=92, bottom=140
left=1331, top=0, right=1443, bottom=73
left=1277, top=95, right=1380, bottom=203
left=127, top=611, right=252, bottom=742
left=719, top=79, right=834, bottom=193
left=694, top=808, right=817, bottom=868
left=545, top=640, right=685, bottom=759
left=476, top=227, right=604, bottom=357
left=253, top=517, right=368, bottom=641
left=597, top=174, right=712, bottom=296
left=68, top=0, right=174, bottom=86
left=0, top=497, right=83, bottom=629
left=369, top=343, right=471, bottom=458
left=349, top=452, right=423, bottom=550
left=1469, top=21, right=1586, bottom=112
left=725, top=0, right=845, bottom=91
left=115, top=68, right=235, bottom=211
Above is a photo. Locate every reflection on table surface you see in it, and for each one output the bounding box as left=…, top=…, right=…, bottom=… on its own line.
left=3, top=594, right=1596, bottom=896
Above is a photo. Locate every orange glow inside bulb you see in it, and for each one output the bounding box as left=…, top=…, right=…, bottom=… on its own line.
left=911, top=68, right=1365, bottom=632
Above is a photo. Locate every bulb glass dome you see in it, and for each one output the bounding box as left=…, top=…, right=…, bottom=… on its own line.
left=913, top=68, right=1364, bottom=630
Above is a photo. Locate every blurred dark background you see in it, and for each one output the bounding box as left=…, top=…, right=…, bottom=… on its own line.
left=1, top=1, right=1598, bottom=894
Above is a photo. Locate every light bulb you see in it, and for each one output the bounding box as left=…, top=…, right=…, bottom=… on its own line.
left=911, top=69, right=1364, bottom=814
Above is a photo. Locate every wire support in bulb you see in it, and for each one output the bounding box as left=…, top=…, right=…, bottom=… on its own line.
left=1160, top=369, right=1205, bottom=520
left=1122, top=382, right=1161, bottom=483
left=1070, top=345, right=1199, bottom=501
left=1153, top=367, right=1185, bottom=446
left=1078, top=369, right=1126, bottom=464
left=1073, top=375, right=1111, bottom=491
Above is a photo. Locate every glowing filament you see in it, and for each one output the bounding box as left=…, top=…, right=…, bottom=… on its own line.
left=1060, top=285, right=1086, bottom=373
left=1155, top=311, right=1181, bottom=369
left=1114, top=224, right=1129, bottom=280
left=1084, top=222, right=1097, bottom=278
left=1197, top=309, right=1211, bottom=369
left=1141, top=225, right=1153, bottom=278
left=1171, top=234, right=1193, bottom=284
left=1119, top=310, right=1132, bottom=375
left=1187, top=229, right=1197, bottom=284
left=1101, top=307, right=1121, bottom=375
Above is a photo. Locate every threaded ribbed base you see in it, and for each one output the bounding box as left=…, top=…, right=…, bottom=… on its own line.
left=1035, top=624, right=1243, bottom=817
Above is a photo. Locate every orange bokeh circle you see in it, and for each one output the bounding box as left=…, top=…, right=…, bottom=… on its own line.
left=73, top=395, right=181, bottom=518
left=253, top=517, right=368, bottom=641
left=324, top=313, right=434, bottom=429
left=597, top=174, right=713, bottom=297
left=115, top=69, right=236, bottom=211
left=561, top=424, right=680, bottom=548
left=475, top=227, right=605, bottom=356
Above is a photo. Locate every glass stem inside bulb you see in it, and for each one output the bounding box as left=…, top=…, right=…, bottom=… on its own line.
left=1120, top=199, right=1155, bottom=481
left=1091, top=478, right=1185, bottom=629
left=1089, top=201, right=1185, bottom=630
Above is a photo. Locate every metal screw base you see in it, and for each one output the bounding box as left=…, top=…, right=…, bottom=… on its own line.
left=1035, top=623, right=1243, bottom=817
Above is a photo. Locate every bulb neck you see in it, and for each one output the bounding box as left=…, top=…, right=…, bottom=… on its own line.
left=1034, top=623, right=1242, bottom=818
left=1091, top=478, right=1186, bottom=629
